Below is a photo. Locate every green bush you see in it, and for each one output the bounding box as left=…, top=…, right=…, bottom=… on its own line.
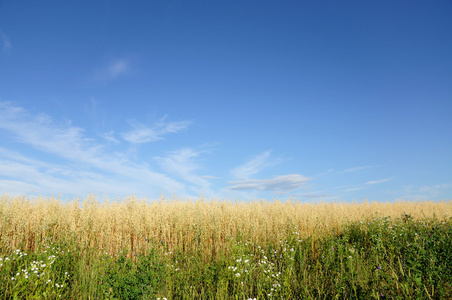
left=100, top=249, right=165, bottom=300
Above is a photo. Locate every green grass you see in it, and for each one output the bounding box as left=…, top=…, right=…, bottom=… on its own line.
left=1, top=214, right=451, bottom=299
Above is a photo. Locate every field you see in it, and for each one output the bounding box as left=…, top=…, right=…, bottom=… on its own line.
left=1, top=194, right=451, bottom=299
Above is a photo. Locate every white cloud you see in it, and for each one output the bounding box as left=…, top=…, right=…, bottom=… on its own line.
left=121, top=117, right=191, bottom=144
left=99, top=131, right=119, bottom=143
left=290, top=193, right=334, bottom=200
left=344, top=187, right=366, bottom=192
left=365, top=177, right=393, bottom=185
left=202, top=175, right=220, bottom=179
left=0, top=102, right=92, bottom=159
left=90, top=57, right=132, bottom=83
left=0, top=146, right=49, bottom=167
left=0, top=160, right=41, bottom=183
left=0, top=30, right=12, bottom=53
left=0, top=101, right=186, bottom=197
left=157, top=148, right=199, bottom=178
left=341, top=166, right=373, bottom=173
left=418, top=183, right=452, bottom=197
left=397, top=183, right=452, bottom=200
left=0, top=159, right=147, bottom=197
left=0, top=179, right=39, bottom=195
left=156, top=147, right=212, bottom=195
left=231, top=151, right=276, bottom=180
left=227, top=174, right=310, bottom=194
left=108, top=59, right=129, bottom=78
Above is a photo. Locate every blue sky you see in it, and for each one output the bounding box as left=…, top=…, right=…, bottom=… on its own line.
left=1, top=1, right=451, bottom=201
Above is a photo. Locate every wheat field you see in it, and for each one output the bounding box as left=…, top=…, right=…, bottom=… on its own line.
left=1, top=194, right=450, bottom=258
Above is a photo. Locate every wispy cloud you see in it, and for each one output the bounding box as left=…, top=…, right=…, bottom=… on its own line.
left=0, top=101, right=186, bottom=196
left=289, top=193, right=334, bottom=200
left=341, top=166, right=373, bottom=173
left=155, top=147, right=213, bottom=195
left=344, top=187, right=366, bottom=192
left=202, top=175, right=220, bottom=179
left=0, top=143, right=131, bottom=196
left=0, top=146, right=51, bottom=168
left=121, top=116, right=192, bottom=144
left=90, top=57, right=132, bottom=83
left=0, top=102, right=94, bottom=159
left=418, top=183, right=452, bottom=197
left=99, top=130, right=119, bottom=143
left=156, top=148, right=200, bottom=181
left=231, top=151, right=278, bottom=180
left=108, top=59, right=129, bottom=78
left=315, top=166, right=373, bottom=178
left=0, top=179, right=40, bottom=195
left=0, top=158, right=127, bottom=196
left=0, top=30, right=12, bottom=53
left=227, top=174, right=310, bottom=194
left=365, top=177, right=393, bottom=185
left=396, top=183, right=452, bottom=200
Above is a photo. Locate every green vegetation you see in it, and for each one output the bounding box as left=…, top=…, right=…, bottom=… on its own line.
left=1, top=214, right=451, bottom=299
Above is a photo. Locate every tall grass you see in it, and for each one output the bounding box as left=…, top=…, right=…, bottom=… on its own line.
left=1, top=194, right=451, bottom=299
left=1, top=194, right=450, bottom=257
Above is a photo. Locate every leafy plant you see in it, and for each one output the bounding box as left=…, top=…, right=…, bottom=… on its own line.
left=100, top=248, right=165, bottom=300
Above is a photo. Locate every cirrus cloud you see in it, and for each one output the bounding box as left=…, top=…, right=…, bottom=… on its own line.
left=0, top=30, right=12, bottom=53
left=365, top=177, right=393, bottom=185
left=0, top=101, right=186, bottom=197
left=231, top=150, right=283, bottom=180
left=121, top=116, right=192, bottom=144
left=89, top=57, right=133, bottom=84
left=227, top=174, right=311, bottom=194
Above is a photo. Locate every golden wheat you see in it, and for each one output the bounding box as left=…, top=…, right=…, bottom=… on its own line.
left=1, top=194, right=450, bottom=258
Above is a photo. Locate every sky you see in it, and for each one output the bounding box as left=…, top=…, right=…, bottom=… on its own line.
left=0, top=1, right=451, bottom=202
